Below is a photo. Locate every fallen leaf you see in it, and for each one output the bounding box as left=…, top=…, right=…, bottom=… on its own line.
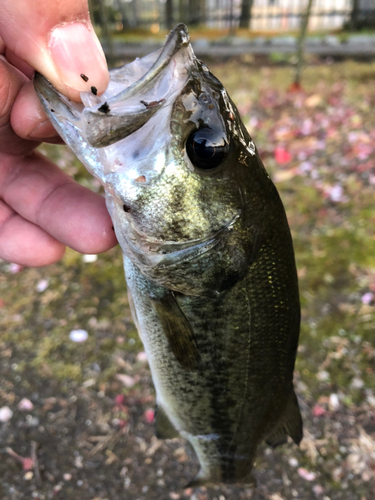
left=305, top=94, right=323, bottom=107
left=312, top=404, right=326, bottom=417
left=144, top=408, right=155, bottom=424
left=274, top=147, right=292, bottom=164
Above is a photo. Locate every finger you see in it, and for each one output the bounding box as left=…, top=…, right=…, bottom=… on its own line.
left=1, top=151, right=118, bottom=254
left=5, top=47, right=34, bottom=79
left=0, top=0, right=109, bottom=102
left=0, top=57, right=40, bottom=155
left=0, top=200, right=65, bottom=267
left=11, top=80, right=62, bottom=141
left=0, top=35, right=5, bottom=54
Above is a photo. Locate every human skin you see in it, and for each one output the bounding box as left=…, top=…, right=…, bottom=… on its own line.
left=0, top=0, right=118, bottom=267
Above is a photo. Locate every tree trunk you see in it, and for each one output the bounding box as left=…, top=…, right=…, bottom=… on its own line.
left=166, top=0, right=174, bottom=30
left=178, top=0, right=188, bottom=23
left=91, top=0, right=114, bottom=66
left=132, top=0, right=139, bottom=27
left=229, top=0, right=235, bottom=35
left=115, top=0, right=129, bottom=29
left=349, top=0, right=360, bottom=31
left=239, top=0, right=254, bottom=29
left=188, top=0, right=205, bottom=26
left=293, top=0, right=314, bottom=89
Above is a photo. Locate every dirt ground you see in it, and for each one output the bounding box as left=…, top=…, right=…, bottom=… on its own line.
left=0, top=59, right=374, bottom=500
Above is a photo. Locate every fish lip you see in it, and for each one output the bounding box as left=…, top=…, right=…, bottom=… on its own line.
left=34, top=73, right=83, bottom=119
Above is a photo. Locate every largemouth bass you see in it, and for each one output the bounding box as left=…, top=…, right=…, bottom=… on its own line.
left=34, top=24, right=302, bottom=486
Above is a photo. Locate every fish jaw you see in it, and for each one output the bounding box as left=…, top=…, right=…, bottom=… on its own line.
left=34, top=24, right=195, bottom=181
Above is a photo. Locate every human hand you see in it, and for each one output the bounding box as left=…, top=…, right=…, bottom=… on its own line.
left=0, top=0, right=117, bottom=267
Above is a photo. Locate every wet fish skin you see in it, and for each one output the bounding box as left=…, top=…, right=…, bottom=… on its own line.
left=34, top=24, right=302, bottom=486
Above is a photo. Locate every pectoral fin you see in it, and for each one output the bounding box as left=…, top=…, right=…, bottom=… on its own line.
left=150, top=292, right=201, bottom=371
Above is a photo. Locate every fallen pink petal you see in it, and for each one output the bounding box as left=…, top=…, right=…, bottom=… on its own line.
left=0, top=407, right=13, bottom=422
left=361, top=292, right=373, bottom=305
left=69, top=329, right=89, bottom=343
left=298, top=467, right=317, bottom=481
left=312, top=404, right=326, bottom=417
left=136, top=351, right=148, bottom=363
left=144, top=409, right=155, bottom=424
left=274, top=146, right=292, bottom=164
left=116, top=374, right=136, bottom=388
left=18, top=399, right=34, bottom=412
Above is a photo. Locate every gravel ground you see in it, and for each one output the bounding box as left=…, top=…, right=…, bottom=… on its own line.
left=1, top=59, right=374, bottom=500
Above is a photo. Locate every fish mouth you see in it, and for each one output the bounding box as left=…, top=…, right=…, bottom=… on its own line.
left=34, top=24, right=193, bottom=149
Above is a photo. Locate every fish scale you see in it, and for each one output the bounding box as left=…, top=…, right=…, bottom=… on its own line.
left=34, top=23, right=303, bottom=486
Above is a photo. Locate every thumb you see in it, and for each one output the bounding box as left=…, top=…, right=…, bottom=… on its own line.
left=0, top=0, right=109, bottom=101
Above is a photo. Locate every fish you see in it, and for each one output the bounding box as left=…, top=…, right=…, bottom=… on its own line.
left=34, top=24, right=303, bottom=487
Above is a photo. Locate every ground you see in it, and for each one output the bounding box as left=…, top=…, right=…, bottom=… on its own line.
left=0, top=59, right=374, bottom=500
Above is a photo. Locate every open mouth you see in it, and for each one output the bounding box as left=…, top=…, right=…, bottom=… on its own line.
left=34, top=24, right=194, bottom=148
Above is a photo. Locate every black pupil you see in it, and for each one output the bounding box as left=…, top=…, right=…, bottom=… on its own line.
left=186, top=128, right=228, bottom=170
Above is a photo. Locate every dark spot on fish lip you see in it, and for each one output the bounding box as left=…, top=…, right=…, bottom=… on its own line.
left=140, top=99, right=165, bottom=109
left=123, top=204, right=131, bottom=213
left=98, top=102, right=110, bottom=114
left=50, top=109, right=55, bottom=112
left=91, top=86, right=97, bottom=95
left=135, top=175, right=146, bottom=183
left=80, top=73, right=89, bottom=82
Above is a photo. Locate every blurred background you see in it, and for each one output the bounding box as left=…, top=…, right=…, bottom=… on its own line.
left=88, top=0, right=375, bottom=33
left=88, top=0, right=375, bottom=67
left=1, top=2, right=375, bottom=500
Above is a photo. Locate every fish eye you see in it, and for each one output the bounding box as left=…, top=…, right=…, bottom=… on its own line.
left=186, top=128, right=229, bottom=170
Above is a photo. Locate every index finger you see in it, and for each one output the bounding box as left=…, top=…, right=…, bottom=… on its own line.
left=0, top=151, right=118, bottom=255
left=0, top=0, right=109, bottom=102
